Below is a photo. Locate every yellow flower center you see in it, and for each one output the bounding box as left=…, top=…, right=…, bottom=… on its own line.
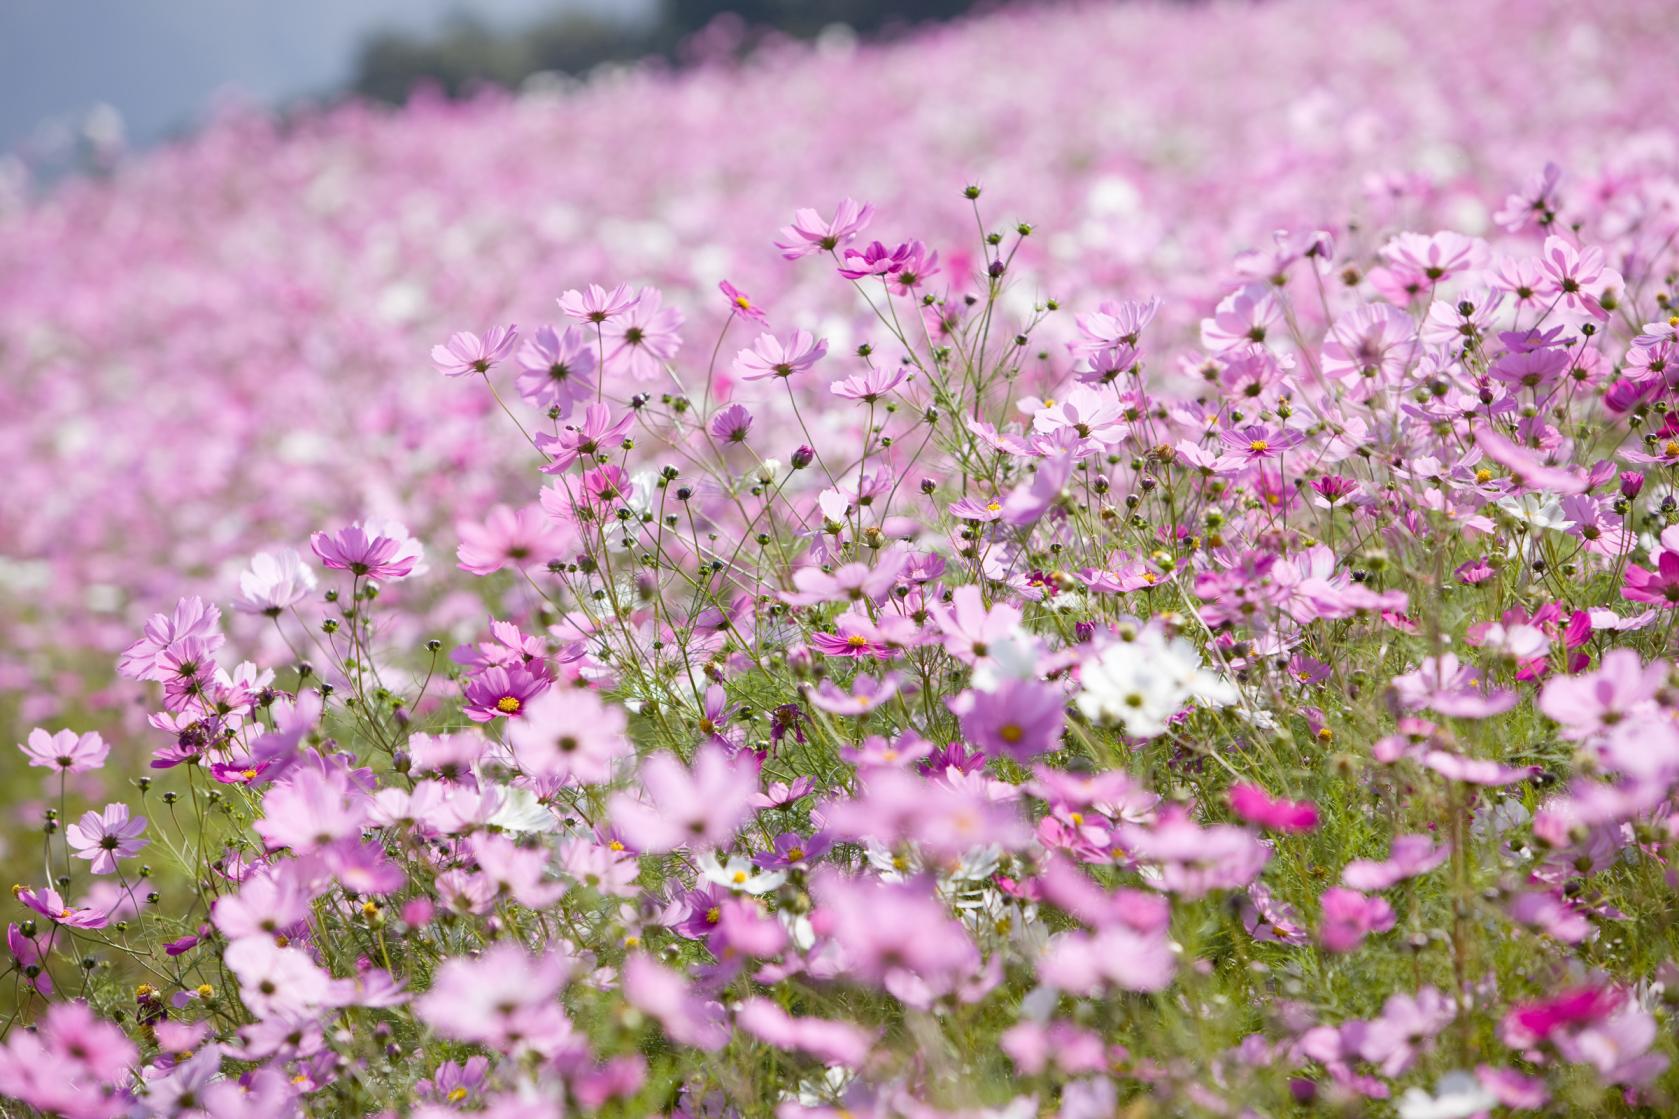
left=1069, top=812, right=1084, bottom=825
left=705, top=906, right=721, bottom=924
left=732, top=870, right=748, bottom=885
left=845, top=634, right=869, bottom=648
left=496, top=695, right=522, bottom=714
left=986, top=501, right=1002, bottom=512
left=196, top=984, right=214, bottom=999
left=448, top=1088, right=469, bottom=1104
left=735, top=296, right=752, bottom=310
left=787, top=847, right=804, bottom=861
left=1475, top=468, right=1493, bottom=483
left=609, top=839, right=625, bottom=852
left=241, top=768, right=259, bottom=781
left=623, top=934, right=640, bottom=948
left=1665, top=441, right=1679, bottom=457
left=1249, top=439, right=1269, bottom=453
left=999, top=724, right=1024, bottom=744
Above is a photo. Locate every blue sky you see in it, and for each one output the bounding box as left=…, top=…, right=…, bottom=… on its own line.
left=0, top=1, right=651, bottom=156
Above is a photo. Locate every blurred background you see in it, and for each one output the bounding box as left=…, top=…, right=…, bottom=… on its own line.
left=2, top=0, right=989, bottom=164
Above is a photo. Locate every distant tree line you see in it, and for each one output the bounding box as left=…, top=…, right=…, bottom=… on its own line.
left=350, top=0, right=991, bottom=102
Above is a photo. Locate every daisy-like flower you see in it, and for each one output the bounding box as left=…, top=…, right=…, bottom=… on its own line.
left=558, top=282, right=638, bottom=324
left=66, top=803, right=149, bottom=874
left=234, top=549, right=317, bottom=616
left=310, top=521, right=425, bottom=582
left=698, top=851, right=787, bottom=895
left=830, top=363, right=909, bottom=403
left=718, top=280, right=770, bottom=327
left=456, top=504, right=569, bottom=576
left=431, top=324, right=518, bottom=378
left=15, top=885, right=108, bottom=929
left=514, top=324, right=597, bottom=415
left=18, top=728, right=109, bottom=774
left=733, top=330, right=828, bottom=381
left=602, top=287, right=684, bottom=382
left=462, top=665, right=550, bottom=722
left=708, top=403, right=754, bottom=444
left=774, top=197, right=875, bottom=259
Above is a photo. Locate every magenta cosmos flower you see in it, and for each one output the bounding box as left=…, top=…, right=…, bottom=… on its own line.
left=732, top=330, right=828, bottom=381
left=718, top=280, right=770, bottom=327
left=431, top=324, right=518, bottom=378
left=462, top=665, right=550, bottom=722
left=66, top=803, right=149, bottom=875
left=18, top=728, right=109, bottom=773
left=310, top=520, right=424, bottom=582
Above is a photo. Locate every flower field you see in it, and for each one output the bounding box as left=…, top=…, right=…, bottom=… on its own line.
left=4, top=0, right=1679, bottom=1114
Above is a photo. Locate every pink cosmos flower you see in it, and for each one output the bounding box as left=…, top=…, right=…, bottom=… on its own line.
left=1228, top=784, right=1318, bottom=833
left=1317, top=887, right=1396, bottom=952
left=782, top=553, right=906, bottom=606
left=774, top=197, right=875, bottom=258
left=1341, top=833, right=1449, bottom=891
left=737, top=998, right=875, bottom=1067
left=462, top=664, right=550, bottom=722
left=0, top=1001, right=136, bottom=1116
left=536, top=401, right=635, bottom=472
left=431, top=323, right=518, bottom=378
left=607, top=743, right=757, bottom=854
left=1537, top=234, right=1612, bottom=320
left=836, top=239, right=939, bottom=291
left=1380, top=230, right=1488, bottom=284
left=65, top=803, right=148, bottom=874
left=830, top=362, right=909, bottom=402
left=809, top=611, right=897, bottom=660
left=1622, top=545, right=1679, bottom=608
left=18, top=727, right=108, bottom=773
left=732, top=329, right=828, bottom=381
left=1041, top=924, right=1176, bottom=995
left=602, top=287, right=683, bottom=382
left=515, top=323, right=597, bottom=414
left=808, top=673, right=902, bottom=716
left=708, top=402, right=754, bottom=443
left=1473, top=425, right=1588, bottom=494
left=504, top=686, right=629, bottom=786
left=718, top=279, right=770, bottom=326
left=930, top=584, right=1021, bottom=664
left=1030, top=385, right=1129, bottom=447
left=456, top=504, right=569, bottom=575
left=415, top=942, right=574, bottom=1054
left=622, top=954, right=728, bottom=1051
left=1320, top=303, right=1416, bottom=388
left=809, top=870, right=980, bottom=1006
left=952, top=678, right=1065, bottom=760
left=17, top=886, right=107, bottom=929
left=253, top=766, right=367, bottom=853
left=558, top=282, right=638, bottom=324
left=310, top=520, right=424, bottom=581
left=1538, top=647, right=1664, bottom=739
left=118, top=595, right=224, bottom=682
left=1200, top=283, right=1282, bottom=352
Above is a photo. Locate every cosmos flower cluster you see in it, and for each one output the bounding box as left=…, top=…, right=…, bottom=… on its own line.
left=5, top=0, right=1679, bottom=1116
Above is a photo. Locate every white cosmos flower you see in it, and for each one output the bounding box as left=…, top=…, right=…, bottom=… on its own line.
left=1395, top=1072, right=1496, bottom=1119
left=235, top=549, right=317, bottom=615
left=1074, top=627, right=1236, bottom=737
left=698, top=851, right=786, bottom=895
